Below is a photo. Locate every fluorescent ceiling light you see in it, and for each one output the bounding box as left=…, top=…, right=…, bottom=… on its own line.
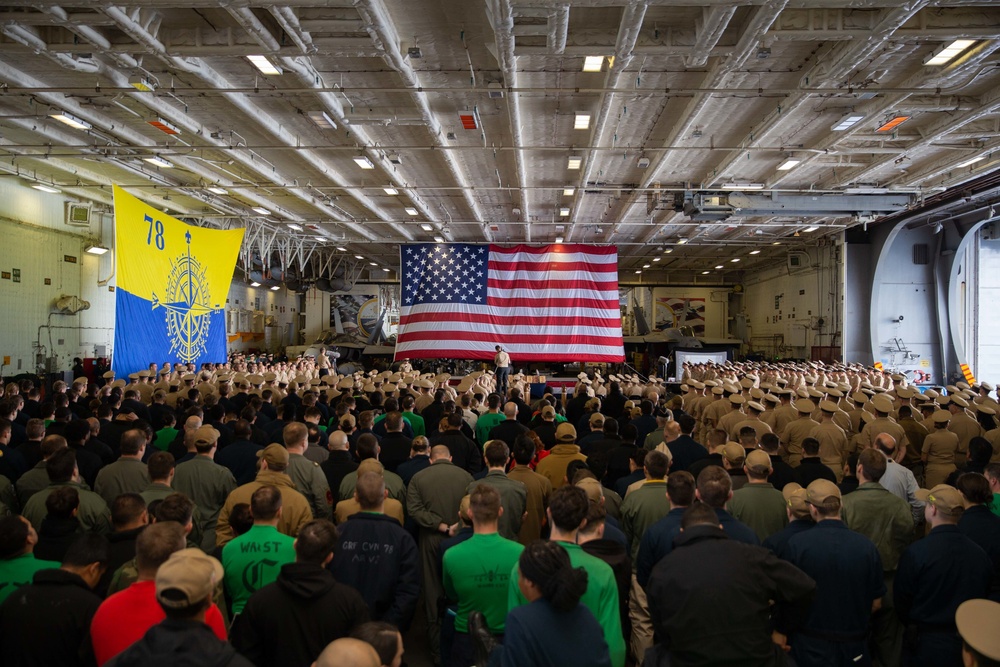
left=307, top=110, right=336, bottom=129
left=32, top=184, right=60, bottom=194
left=355, top=255, right=364, bottom=259
left=270, top=285, right=281, bottom=291
left=567, top=156, right=582, bottom=170
left=382, top=267, right=391, bottom=272
left=50, top=112, right=91, bottom=130
left=555, top=236, right=564, bottom=244
left=955, top=156, right=986, bottom=169
left=777, top=158, right=801, bottom=171
left=773, top=241, right=782, bottom=245
left=702, top=271, right=710, bottom=275
left=353, top=156, right=375, bottom=169
left=876, top=115, right=910, bottom=133
left=251, top=207, right=270, bottom=215
left=559, top=207, right=570, bottom=216
left=369, top=262, right=378, bottom=266
left=574, top=114, right=591, bottom=130
left=434, top=236, right=444, bottom=243
left=803, top=226, right=819, bottom=232
left=143, top=156, right=172, bottom=168
left=148, top=118, right=180, bottom=135
left=85, top=244, right=109, bottom=255
left=420, top=223, right=434, bottom=231
left=383, top=187, right=399, bottom=195
left=582, top=56, right=604, bottom=72
left=335, top=246, right=347, bottom=251
left=925, top=39, right=975, bottom=66
left=563, top=188, right=575, bottom=196
left=721, top=182, right=765, bottom=190
left=404, top=207, right=419, bottom=216
left=128, top=75, right=156, bottom=92
left=832, top=113, right=865, bottom=131
left=287, top=223, right=303, bottom=231
left=643, top=264, right=651, bottom=269
left=730, top=258, right=740, bottom=262
left=635, top=270, right=642, bottom=274
left=652, top=257, right=660, bottom=262
left=664, top=249, right=673, bottom=254
left=715, top=265, right=724, bottom=269
left=676, top=238, right=687, bottom=245
left=207, top=186, right=227, bottom=195
left=247, top=55, right=282, bottom=75
left=749, top=250, right=761, bottom=255
left=250, top=281, right=261, bottom=287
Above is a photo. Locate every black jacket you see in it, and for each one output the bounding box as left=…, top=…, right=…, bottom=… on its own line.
left=98, top=525, right=144, bottom=597
left=378, top=433, right=413, bottom=474
left=106, top=619, right=252, bottom=667
left=793, top=457, right=837, bottom=488
left=0, top=568, right=101, bottom=667
left=329, top=512, right=421, bottom=630
left=230, top=562, right=370, bottom=667
left=214, top=440, right=263, bottom=486
left=34, top=515, right=83, bottom=562
left=320, top=451, right=359, bottom=497
left=646, top=525, right=815, bottom=666
left=429, top=430, right=483, bottom=475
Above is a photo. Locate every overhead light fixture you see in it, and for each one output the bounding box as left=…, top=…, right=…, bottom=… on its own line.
left=574, top=113, right=591, bottom=130
left=404, top=207, right=419, bottom=216
left=148, top=117, right=180, bottom=135
left=382, top=267, right=391, bottom=272
left=730, top=258, right=740, bottom=263
left=270, top=285, right=281, bottom=291
left=287, top=223, right=303, bottom=231
left=143, top=156, right=172, bottom=168
left=355, top=255, right=364, bottom=259
left=773, top=241, right=782, bottom=245
left=715, top=265, right=724, bottom=269
left=832, top=113, right=865, bottom=131
left=559, top=207, right=570, bottom=216
left=369, top=262, right=378, bottom=266
left=434, top=236, right=445, bottom=243
left=803, top=226, right=819, bottom=232
left=353, top=155, right=375, bottom=169
left=306, top=110, right=337, bottom=129
left=32, top=184, right=61, bottom=194
left=335, top=246, right=347, bottom=252
left=383, top=187, right=399, bottom=195
left=664, top=249, right=673, bottom=254
left=50, top=112, right=91, bottom=130
left=701, top=271, right=710, bottom=275
left=567, top=156, right=582, bottom=170
left=643, top=264, right=651, bottom=269
left=676, top=238, right=688, bottom=245
left=635, top=270, right=642, bottom=274
left=721, top=182, right=765, bottom=190
left=582, top=56, right=604, bottom=72
left=777, top=158, right=801, bottom=171
left=207, top=186, right=227, bottom=195
left=251, top=206, right=270, bottom=215
left=247, top=55, right=282, bottom=75
left=420, top=223, right=434, bottom=231
left=563, top=188, right=575, bottom=196
left=955, top=155, right=986, bottom=169
left=652, top=257, right=660, bottom=262
left=85, top=244, right=109, bottom=255
left=876, top=115, right=910, bottom=133
left=128, top=74, right=156, bottom=92
left=250, top=281, right=261, bottom=287
left=555, top=236, right=564, bottom=244
left=749, top=250, right=761, bottom=255
left=925, top=39, right=975, bottom=66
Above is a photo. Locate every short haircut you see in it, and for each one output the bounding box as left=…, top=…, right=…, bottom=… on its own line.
left=47, top=447, right=77, bottom=484
left=858, top=449, right=887, bottom=483
left=956, top=473, right=993, bottom=505
left=25, top=419, right=46, bottom=440
left=147, top=451, right=175, bottom=481
left=898, top=405, right=912, bottom=419
left=484, top=440, right=510, bottom=468
left=579, top=499, right=607, bottom=534
left=40, top=434, right=67, bottom=459
left=512, top=435, right=535, bottom=465
left=677, top=414, right=696, bottom=434
left=696, top=466, right=732, bottom=509
left=350, top=622, right=401, bottom=667
left=760, top=433, right=780, bottom=453
left=548, top=485, right=589, bottom=533
left=355, top=472, right=386, bottom=511
left=135, top=522, right=186, bottom=576
left=469, top=484, right=501, bottom=524
left=681, top=502, right=719, bottom=530
left=707, top=429, right=728, bottom=448
left=385, top=411, right=403, bottom=431
left=62, top=533, right=110, bottom=568
left=631, top=448, right=648, bottom=468
left=156, top=493, right=195, bottom=526
left=802, top=437, right=820, bottom=456
left=65, top=419, right=91, bottom=443
left=228, top=503, right=254, bottom=537
left=283, top=422, right=308, bottom=448
left=644, top=450, right=669, bottom=479
left=250, top=485, right=283, bottom=521
left=295, top=519, right=339, bottom=565
left=357, top=434, right=379, bottom=461
left=120, top=429, right=147, bottom=456
left=111, top=493, right=147, bottom=529
left=0, top=517, right=30, bottom=559
left=667, top=471, right=696, bottom=506
left=986, top=463, right=1000, bottom=484
left=45, top=485, right=79, bottom=518
left=447, top=412, right=464, bottom=429
left=232, top=419, right=252, bottom=440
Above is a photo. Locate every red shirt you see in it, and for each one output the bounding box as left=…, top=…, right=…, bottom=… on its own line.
left=90, top=580, right=227, bottom=666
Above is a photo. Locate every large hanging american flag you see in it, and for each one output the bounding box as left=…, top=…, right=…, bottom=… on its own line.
left=395, top=243, right=625, bottom=362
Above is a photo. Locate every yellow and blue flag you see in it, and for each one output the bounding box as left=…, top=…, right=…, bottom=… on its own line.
left=112, top=186, right=244, bottom=376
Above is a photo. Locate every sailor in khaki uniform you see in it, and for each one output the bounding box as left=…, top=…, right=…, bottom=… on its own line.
left=716, top=394, right=747, bottom=441
left=730, top=401, right=773, bottom=442
left=922, top=411, right=960, bottom=488
left=811, top=401, right=849, bottom=482
left=861, top=395, right=908, bottom=461
left=780, top=399, right=819, bottom=468
left=945, top=395, right=983, bottom=466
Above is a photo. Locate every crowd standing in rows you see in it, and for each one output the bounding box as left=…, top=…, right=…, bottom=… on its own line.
left=0, top=354, right=998, bottom=667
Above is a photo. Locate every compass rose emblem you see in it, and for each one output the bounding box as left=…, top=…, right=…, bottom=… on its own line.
left=152, top=231, right=220, bottom=363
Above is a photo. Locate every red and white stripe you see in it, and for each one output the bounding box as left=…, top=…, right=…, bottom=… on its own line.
left=396, top=244, right=625, bottom=362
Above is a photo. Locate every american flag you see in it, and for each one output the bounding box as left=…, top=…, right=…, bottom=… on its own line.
left=395, top=243, right=625, bottom=362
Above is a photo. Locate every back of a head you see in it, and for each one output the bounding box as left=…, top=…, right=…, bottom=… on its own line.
left=802, top=437, right=820, bottom=457
left=62, top=533, right=110, bottom=569
left=680, top=501, right=720, bottom=530
left=512, top=435, right=535, bottom=465
left=47, top=447, right=77, bottom=484
left=250, top=485, right=283, bottom=521
left=430, top=444, right=452, bottom=461
left=446, top=412, right=464, bottom=430
left=111, top=493, right=147, bottom=530
left=0, top=516, right=30, bottom=560
left=706, top=429, right=728, bottom=449
left=228, top=503, right=254, bottom=537
left=957, top=472, right=994, bottom=505
left=283, top=421, right=308, bottom=448
left=314, top=637, right=382, bottom=667
left=66, top=419, right=91, bottom=444
left=518, top=540, right=588, bottom=613
left=677, top=414, right=696, bottom=434
left=120, top=429, right=146, bottom=456
left=858, top=448, right=887, bottom=483
left=350, top=622, right=402, bottom=667
left=147, top=451, right=175, bottom=481
left=232, top=419, right=252, bottom=440
left=46, top=485, right=80, bottom=519
left=355, top=472, right=386, bottom=511
left=295, top=519, right=338, bottom=565
left=357, top=434, right=380, bottom=461
left=469, top=484, right=501, bottom=525
left=135, top=521, right=185, bottom=578
left=40, top=434, right=67, bottom=460
left=156, top=493, right=195, bottom=526
left=644, top=450, right=669, bottom=480
left=667, top=471, right=696, bottom=506
left=548, top=485, right=589, bottom=533
left=484, top=440, right=510, bottom=468
left=760, top=433, right=780, bottom=454
left=969, top=437, right=994, bottom=466
left=696, top=466, right=732, bottom=509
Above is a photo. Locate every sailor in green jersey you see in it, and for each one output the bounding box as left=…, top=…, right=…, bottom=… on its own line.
left=222, top=485, right=296, bottom=615
left=0, top=516, right=60, bottom=605
left=443, top=485, right=524, bottom=667
left=507, top=485, right=626, bottom=667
